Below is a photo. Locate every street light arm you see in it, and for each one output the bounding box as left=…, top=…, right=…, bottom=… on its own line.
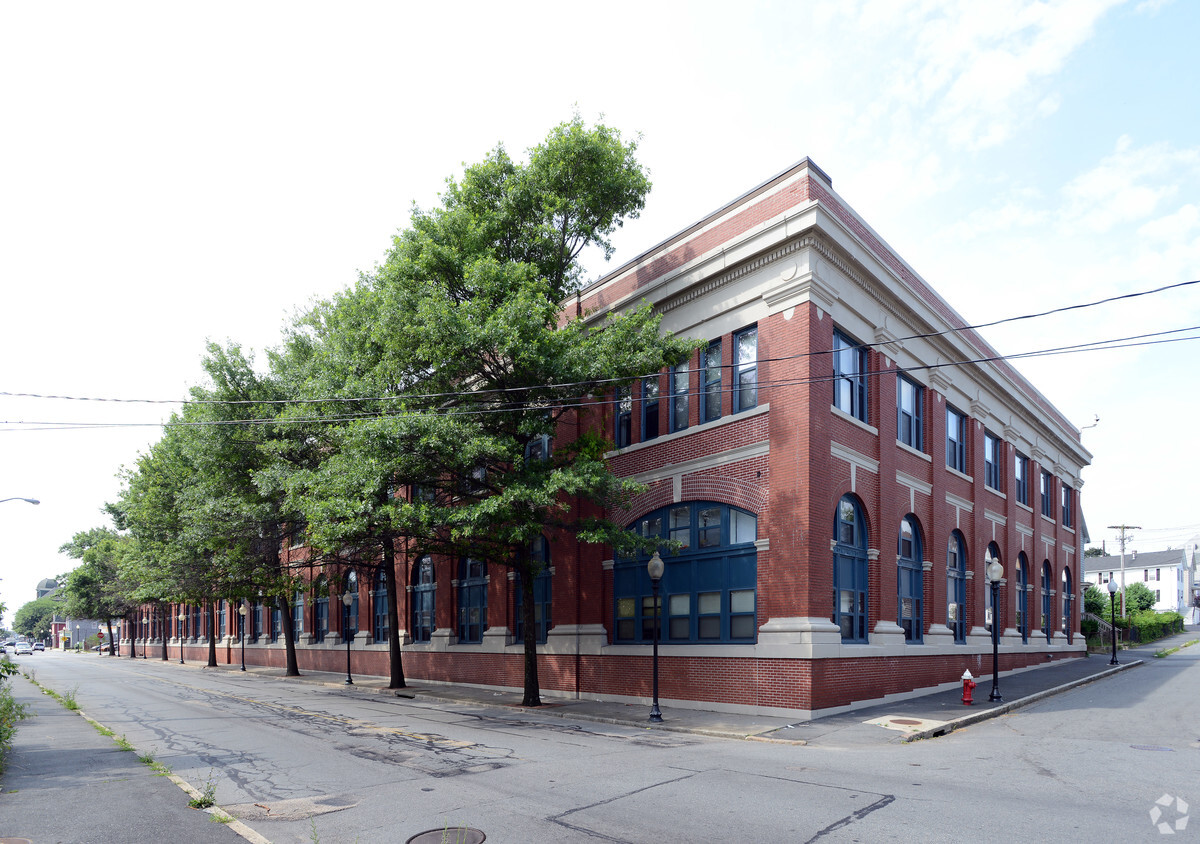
left=0, top=497, right=40, bottom=505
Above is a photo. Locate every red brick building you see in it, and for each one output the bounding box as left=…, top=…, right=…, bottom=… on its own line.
left=151, top=159, right=1091, bottom=719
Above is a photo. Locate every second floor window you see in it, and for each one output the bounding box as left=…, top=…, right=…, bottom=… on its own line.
left=642, top=376, right=660, bottom=441
left=615, top=386, right=632, bottom=448
left=733, top=326, right=757, bottom=412
left=1041, top=471, right=1054, bottom=518
left=833, top=330, right=868, bottom=422
left=701, top=341, right=722, bottom=423
left=670, top=363, right=689, bottom=432
left=1015, top=452, right=1029, bottom=505
left=946, top=406, right=966, bottom=473
left=897, top=375, right=923, bottom=450
left=1062, top=486, right=1073, bottom=527
left=984, top=432, right=1002, bottom=491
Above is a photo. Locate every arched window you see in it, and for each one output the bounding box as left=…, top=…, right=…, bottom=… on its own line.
left=458, top=558, right=488, bottom=644
left=343, top=569, right=359, bottom=642
left=313, top=576, right=329, bottom=644
left=292, top=589, right=304, bottom=643
left=251, top=599, right=262, bottom=642
left=834, top=495, right=868, bottom=643
left=614, top=502, right=758, bottom=644
left=984, top=543, right=1002, bottom=634
left=218, top=600, right=227, bottom=639
left=412, top=557, right=435, bottom=644
left=191, top=604, right=203, bottom=642
left=947, top=531, right=967, bottom=644
left=372, top=568, right=389, bottom=643
left=516, top=537, right=552, bottom=644
left=1041, top=561, right=1053, bottom=643
left=898, top=515, right=924, bottom=643
left=1016, top=553, right=1030, bottom=644
left=1061, top=568, right=1074, bottom=644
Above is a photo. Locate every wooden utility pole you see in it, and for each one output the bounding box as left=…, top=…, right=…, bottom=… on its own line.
left=1106, top=524, right=1141, bottom=617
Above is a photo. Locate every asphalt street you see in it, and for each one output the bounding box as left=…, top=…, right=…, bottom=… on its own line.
left=3, top=627, right=1197, bottom=843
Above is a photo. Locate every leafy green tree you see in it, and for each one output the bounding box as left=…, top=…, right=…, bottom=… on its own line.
left=1083, top=584, right=1107, bottom=616
left=58, top=527, right=139, bottom=654
left=1084, top=546, right=1104, bottom=558
left=289, top=116, right=697, bottom=706
left=12, top=596, right=59, bottom=641
left=1123, top=581, right=1156, bottom=613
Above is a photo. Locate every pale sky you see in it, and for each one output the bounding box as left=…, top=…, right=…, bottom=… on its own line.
left=2, top=0, right=1198, bottom=623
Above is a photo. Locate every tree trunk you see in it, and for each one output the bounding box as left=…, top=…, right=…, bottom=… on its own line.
left=105, top=619, right=116, bottom=656
left=280, top=593, right=300, bottom=676
left=521, top=560, right=542, bottom=707
left=383, top=539, right=406, bottom=689
left=159, top=604, right=169, bottom=661
left=206, top=602, right=218, bottom=667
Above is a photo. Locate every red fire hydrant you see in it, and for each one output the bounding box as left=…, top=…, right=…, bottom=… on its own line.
left=961, top=670, right=976, bottom=706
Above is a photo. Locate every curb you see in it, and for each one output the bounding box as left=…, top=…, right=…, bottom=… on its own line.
left=902, top=659, right=1143, bottom=742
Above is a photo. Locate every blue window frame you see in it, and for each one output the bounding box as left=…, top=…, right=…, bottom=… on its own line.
left=614, top=502, right=757, bottom=644
left=946, top=406, right=967, bottom=473
left=984, top=431, right=1002, bottom=491
left=525, top=434, right=551, bottom=462
left=948, top=531, right=967, bottom=644
left=1040, top=471, right=1054, bottom=518
left=733, top=326, right=757, bottom=413
left=271, top=602, right=282, bottom=643
left=412, top=557, right=435, bottom=643
left=834, top=495, right=869, bottom=643
left=1061, top=568, right=1074, bottom=644
left=898, top=516, right=923, bottom=643
left=614, top=386, right=632, bottom=447
left=701, top=341, right=722, bottom=423
left=343, top=570, right=358, bottom=641
left=313, top=577, right=328, bottom=644
left=1062, top=486, right=1073, bottom=527
left=1016, top=553, right=1030, bottom=644
left=641, top=376, right=660, bottom=441
left=251, top=600, right=262, bottom=641
left=897, top=375, right=923, bottom=450
left=833, top=330, right=868, bottom=422
left=1015, top=452, right=1029, bottom=505
left=372, top=568, right=389, bottom=643
left=292, top=590, right=304, bottom=643
left=218, top=600, right=226, bottom=640
left=515, top=536, right=552, bottom=644
left=457, top=558, right=487, bottom=644
left=670, top=362, right=690, bottom=432
left=1041, top=561, right=1053, bottom=643
left=191, top=604, right=203, bottom=641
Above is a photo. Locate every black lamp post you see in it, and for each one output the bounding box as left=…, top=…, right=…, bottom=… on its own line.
left=647, top=551, right=664, bottom=723
left=142, top=615, right=148, bottom=659
left=178, top=612, right=187, bottom=664
left=238, top=604, right=247, bottom=671
left=128, top=618, right=136, bottom=658
left=1108, top=578, right=1120, bottom=665
left=342, top=589, right=354, bottom=685
left=985, top=555, right=1004, bottom=703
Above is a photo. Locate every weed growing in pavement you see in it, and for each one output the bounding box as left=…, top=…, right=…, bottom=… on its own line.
left=210, top=810, right=233, bottom=824
left=60, top=686, right=80, bottom=711
left=309, top=816, right=320, bottom=843
left=138, top=746, right=157, bottom=765
left=188, top=768, right=217, bottom=809
left=114, top=734, right=135, bottom=752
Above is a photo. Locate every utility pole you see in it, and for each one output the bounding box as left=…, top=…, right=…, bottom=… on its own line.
left=1107, top=525, right=1141, bottom=617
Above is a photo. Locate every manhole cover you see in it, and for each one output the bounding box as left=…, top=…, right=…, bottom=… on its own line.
left=407, top=828, right=485, bottom=844
left=890, top=719, right=923, bottom=726
left=1131, top=745, right=1174, bottom=752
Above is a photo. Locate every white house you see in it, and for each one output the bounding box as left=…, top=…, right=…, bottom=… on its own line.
left=1082, top=549, right=1189, bottom=614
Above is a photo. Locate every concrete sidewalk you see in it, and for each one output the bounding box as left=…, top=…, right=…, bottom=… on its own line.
left=0, top=673, right=253, bottom=844
left=179, top=626, right=1196, bottom=747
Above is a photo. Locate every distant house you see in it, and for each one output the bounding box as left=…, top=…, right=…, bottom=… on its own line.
left=1082, top=549, right=1190, bottom=614
left=36, top=577, right=59, bottom=599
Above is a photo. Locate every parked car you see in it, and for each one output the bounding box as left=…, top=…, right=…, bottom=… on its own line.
left=0, top=644, right=7, bottom=655
left=14, top=641, right=33, bottom=655
left=33, top=642, right=45, bottom=651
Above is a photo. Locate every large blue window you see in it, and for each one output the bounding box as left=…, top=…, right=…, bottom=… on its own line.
left=701, top=341, right=722, bottom=423
left=947, top=531, right=967, bottom=643
left=372, top=568, right=389, bottom=643
left=342, top=569, right=359, bottom=642
left=412, top=557, right=435, bottom=644
left=834, top=495, right=869, bottom=642
left=251, top=600, right=262, bottom=641
left=292, top=590, right=304, bottom=643
left=614, top=502, right=757, bottom=644
left=615, top=386, right=632, bottom=448
left=1016, top=553, right=1030, bottom=644
left=1062, top=486, right=1073, bottom=528
left=271, top=601, right=282, bottom=643
left=1015, top=452, right=1029, bottom=505
left=218, top=600, right=227, bottom=640
left=515, top=537, right=552, bottom=644
left=192, top=604, right=203, bottom=641
left=641, top=376, right=660, bottom=441
left=1041, top=561, right=1053, bottom=643
left=897, top=516, right=923, bottom=643
left=733, top=326, right=757, bottom=412
left=984, top=432, right=1002, bottom=491
left=1061, top=568, right=1074, bottom=644
left=457, top=558, right=487, bottom=644
left=833, top=330, right=868, bottom=422
left=313, top=576, right=328, bottom=644
left=670, top=363, right=689, bottom=432
left=1040, top=471, right=1055, bottom=518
